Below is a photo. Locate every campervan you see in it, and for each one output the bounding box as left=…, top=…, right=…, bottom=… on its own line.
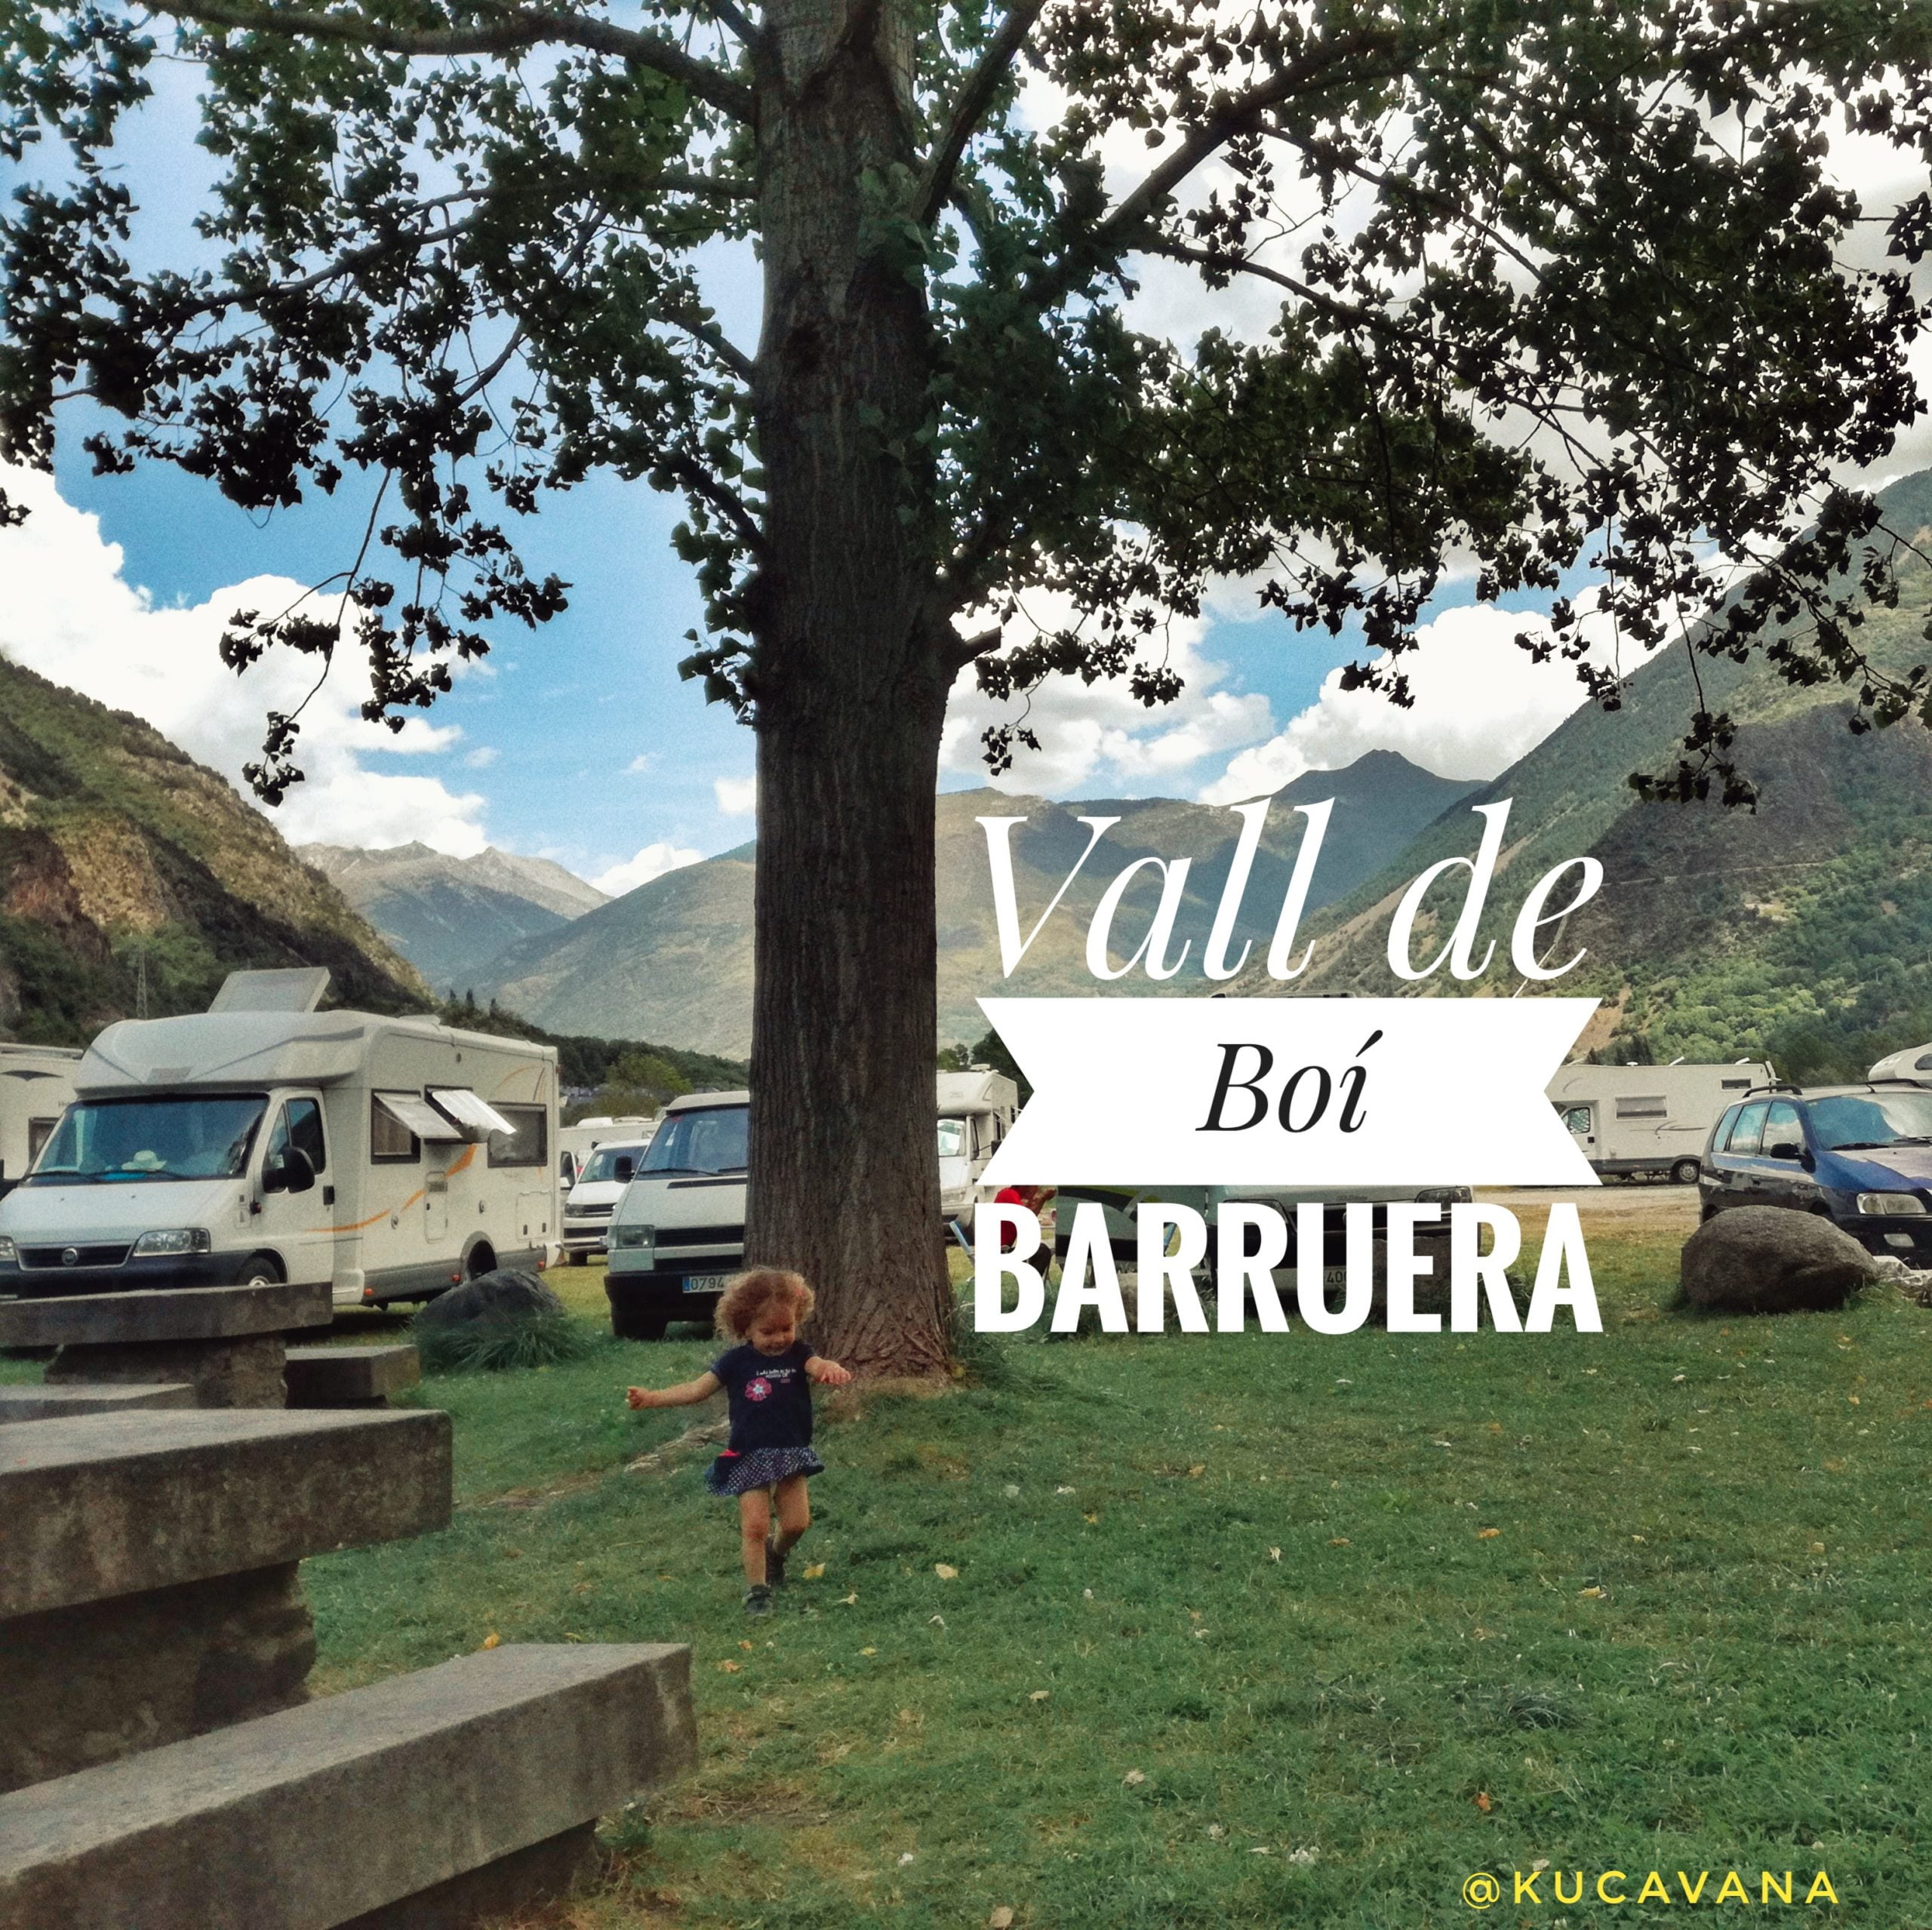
left=1547, top=1061, right=1770, bottom=1182
left=0, top=969, right=558, bottom=1308
left=561, top=1136, right=657, bottom=1262
left=605, top=1073, right=1017, bottom=1338
left=1868, top=1042, right=1932, bottom=1085
left=556, top=1114, right=657, bottom=1190
left=0, top=1043, right=81, bottom=1200
left=937, top=1068, right=1020, bottom=1233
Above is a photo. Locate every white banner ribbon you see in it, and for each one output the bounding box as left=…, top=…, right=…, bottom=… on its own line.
left=978, top=996, right=1599, bottom=1188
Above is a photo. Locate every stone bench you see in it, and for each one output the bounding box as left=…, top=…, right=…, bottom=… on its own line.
left=284, top=1345, right=420, bottom=1409
left=0, top=1281, right=332, bottom=1406
left=0, top=1382, right=193, bottom=1424
left=0, top=1409, right=451, bottom=1790
left=0, top=1643, right=696, bottom=1930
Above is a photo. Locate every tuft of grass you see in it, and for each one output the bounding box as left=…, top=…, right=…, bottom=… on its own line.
left=411, top=1308, right=595, bottom=1375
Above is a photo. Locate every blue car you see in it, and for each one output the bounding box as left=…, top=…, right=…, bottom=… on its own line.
left=1700, top=1082, right=1932, bottom=1262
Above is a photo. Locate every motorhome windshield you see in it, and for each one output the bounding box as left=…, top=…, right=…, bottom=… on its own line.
left=580, top=1142, right=652, bottom=1185
left=28, top=1094, right=268, bottom=1184
left=638, top=1105, right=748, bottom=1176
left=1807, top=1090, right=1932, bottom=1151
left=937, top=1117, right=967, bottom=1158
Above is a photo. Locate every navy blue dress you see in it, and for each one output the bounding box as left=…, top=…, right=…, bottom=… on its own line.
left=705, top=1341, right=826, bottom=1495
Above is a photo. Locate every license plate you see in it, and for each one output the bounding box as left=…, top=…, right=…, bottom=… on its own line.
left=683, top=1274, right=728, bottom=1295
left=1324, top=1265, right=1349, bottom=1292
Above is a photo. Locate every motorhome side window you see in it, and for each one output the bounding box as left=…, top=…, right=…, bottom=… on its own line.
left=266, top=1099, right=327, bottom=1174
left=488, top=1105, right=547, bottom=1168
left=371, top=1093, right=420, bottom=1164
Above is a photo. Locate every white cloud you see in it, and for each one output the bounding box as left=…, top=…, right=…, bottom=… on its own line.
left=1199, top=603, right=1619, bottom=804
left=941, top=594, right=1274, bottom=795
left=625, top=753, right=654, bottom=774
left=463, top=745, right=500, bottom=769
left=592, top=841, right=702, bottom=896
left=714, top=775, right=756, bottom=816
left=0, top=464, right=492, bottom=853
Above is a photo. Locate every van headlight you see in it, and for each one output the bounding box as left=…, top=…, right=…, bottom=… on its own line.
left=131, top=1228, right=213, bottom=1257
left=0, top=1236, right=14, bottom=1265
left=1857, top=1193, right=1926, bottom=1215
left=611, top=1225, right=654, bottom=1250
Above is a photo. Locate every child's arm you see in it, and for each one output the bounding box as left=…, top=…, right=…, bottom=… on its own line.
left=804, top=1354, right=854, bottom=1388
left=626, top=1371, right=721, bottom=1410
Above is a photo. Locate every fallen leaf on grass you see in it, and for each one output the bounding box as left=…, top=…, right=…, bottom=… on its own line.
left=1082, top=1512, right=1099, bottom=1524
left=1268, top=1547, right=1281, bottom=1563
left=1477, top=1528, right=1500, bottom=1541
left=480, top=1633, right=500, bottom=1650
left=1186, top=1464, right=1206, bottom=1478
left=1328, top=1537, right=1351, bottom=1547
left=803, top=1563, right=826, bottom=1581
left=1811, top=1541, right=1827, bottom=1554
left=1056, top=1485, right=1075, bottom=1495
left=931, top=1614, right=947, bottom=1627
left=1123, top=1769, right=1146, bottom=1786
left=717, top=1661, right=741, bottom=1673
left=739, top=1640, right=754, bottom=1651
left=989, top=1909, right=1014, bottom=1928
left=861, top=1646, right=878, bottom=1657
left=838, top=1591, right=859, bottom=1605
left=935, top=1563, right=959, bottom=1580
left=1029, top=1689, right=1051, bottom=1702
left=1475, top=1792, right=1492, bottom=1813
left=898, top=1852, right=915, bottom=1865
left=1207, top=1824, right=1226, bottom=1840
left=1578, top=1586, right=1604, bottom=1599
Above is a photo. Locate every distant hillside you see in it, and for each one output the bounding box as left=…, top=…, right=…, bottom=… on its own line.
left=1242, top=466, right=1932, bottom=1082
left=481, top=752, right=1478, bottom=1056
left=0, top=655, right=426, bottom=1043
left=302, top=841, right=608, bottom=991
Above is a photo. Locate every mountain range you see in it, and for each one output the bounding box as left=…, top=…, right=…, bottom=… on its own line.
left=468, top=752, right=1479, bottom=1056
left=0, top=653, right=423, bottom=1042
left=300, top=841, right=608, bottom=992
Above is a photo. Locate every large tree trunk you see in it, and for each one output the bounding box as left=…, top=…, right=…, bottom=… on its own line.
left=744, top=0, right=957, bottom=1375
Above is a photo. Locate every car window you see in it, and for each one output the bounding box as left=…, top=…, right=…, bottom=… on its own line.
left=1710, top=1105, right=1740, bottom=1150
left=1764, top=1101, right=1802, bottom=1157
left=1727, top=1102, right=1767, bottom=1155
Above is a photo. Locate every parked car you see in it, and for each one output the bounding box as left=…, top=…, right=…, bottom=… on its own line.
left=1698, top=1081, right=1932, bottom=1263
left=561, top=1136, right=655, bottom=1263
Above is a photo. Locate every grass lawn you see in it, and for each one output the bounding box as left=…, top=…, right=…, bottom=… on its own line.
left=285, top=1215, right=1932, bottom=1928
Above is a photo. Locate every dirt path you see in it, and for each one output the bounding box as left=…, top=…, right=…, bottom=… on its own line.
left=1478, top=1182, right=1699, bottom=1242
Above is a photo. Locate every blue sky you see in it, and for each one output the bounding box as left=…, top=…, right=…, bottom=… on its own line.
left=8, top=51, right=1919, bottom=892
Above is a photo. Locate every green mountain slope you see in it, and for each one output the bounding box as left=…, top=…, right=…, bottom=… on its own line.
left=1244, top=468, right=1932, bottom=1080
left=0, top=654, right=428, bottom=1042
left=481, top=752, right=1478, bottom=1056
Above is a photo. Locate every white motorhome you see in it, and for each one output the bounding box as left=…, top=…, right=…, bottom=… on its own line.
left=561, top=1136, right=657, bottom=1263
left=0, top=1043, right=81, bottom=1200
left=605, top=1074, right=1011, bottom=1338
left=1547, top=1061, right=1769, bottom=1182
left=937, top=1068, right=1020, bottom=1232
left=0, top=969, right=558, bottom=1308
left=1868, top=1043, right=1932, bottom=1085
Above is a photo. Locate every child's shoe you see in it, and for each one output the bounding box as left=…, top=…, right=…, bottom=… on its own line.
left=766, top=1538, right=788, bottom=1588
left=744, top=1583, right=774, bottom=1617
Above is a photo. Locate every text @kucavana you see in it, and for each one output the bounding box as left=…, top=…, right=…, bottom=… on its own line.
left=1460, top=1869, right=1841, bottom=1910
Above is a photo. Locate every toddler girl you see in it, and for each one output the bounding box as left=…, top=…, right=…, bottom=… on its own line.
left=626, top=1268, right=852, bottom=1615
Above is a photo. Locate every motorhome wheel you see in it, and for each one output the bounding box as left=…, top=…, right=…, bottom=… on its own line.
left=1671, top=1159, right=1701, bottom=1185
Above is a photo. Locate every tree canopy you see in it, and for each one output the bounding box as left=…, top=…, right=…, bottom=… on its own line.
left=6, top=0, right=1932, bottom=1367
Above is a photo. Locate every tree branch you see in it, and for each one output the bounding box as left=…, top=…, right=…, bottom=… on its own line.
left=171, top=0, right=757, bottom=121
left=915, top=0, right=1047, bottom=227
left=664, top=308, right=756, bottom=383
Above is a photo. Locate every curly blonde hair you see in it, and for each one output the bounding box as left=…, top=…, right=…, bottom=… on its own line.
left=715, top=1268, right=814, bottom=1339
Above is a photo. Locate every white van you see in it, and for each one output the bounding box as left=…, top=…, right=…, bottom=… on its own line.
left=556, top=1114, right=657, bottom=1191
left=0, top=1043, right=81, bottom=1200
left=0, top=969, right=558, bottom=1308
left=561, top=1137, right=656, bottom=1263
left=937, top=1069, right=1020, bottom=1232
left=605, top=1074, right=1004, bottom=1338
left=1547, top=1061, right=1768, bottom=1182
left=1868, top=1043, right=1932, bottom=1085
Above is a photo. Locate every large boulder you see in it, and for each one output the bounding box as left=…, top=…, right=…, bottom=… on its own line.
left=1679, top=1207, right=1877, bottom=1314
left=414, top=1268, right=564, bottom=1331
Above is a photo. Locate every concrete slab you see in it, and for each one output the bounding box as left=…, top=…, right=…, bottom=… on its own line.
left=0, top=1643, right=697, bottom=1930
left=0, top=1408, right=451, bottom=1619
left=0, top=1280, right=331, bottom=1349
left=0, top=1383, right=193, bottom=1424
left=285, top=1345, right=420, bottom=1408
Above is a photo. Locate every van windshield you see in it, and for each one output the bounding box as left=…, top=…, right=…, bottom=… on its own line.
left=28, top=1095, right=268, bottom=1183
left=580, top=1142, right=653, bottom=1184
left=937, top=1117, right=967, bottom=1158
left=638, top=1105, right=748, bottom=1176
left=1806, top=1090, right=1932, bottom=1151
